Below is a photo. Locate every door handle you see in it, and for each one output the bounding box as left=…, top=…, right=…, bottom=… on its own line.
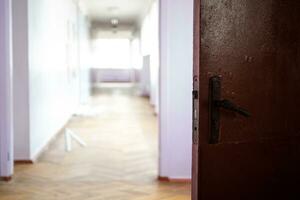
left=215, top=99, right=251, bottom=117
left=209, top=76, right=250, bottom=144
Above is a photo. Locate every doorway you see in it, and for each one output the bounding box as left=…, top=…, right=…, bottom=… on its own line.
left=15, top=0, right=161, bottom=183
left=1, top=0, right=194, bottom=199
left=0, top=1, right=191, bottom=197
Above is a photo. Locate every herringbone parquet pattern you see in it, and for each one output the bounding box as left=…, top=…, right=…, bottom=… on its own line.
left=0, top=85, right=191, bottom=200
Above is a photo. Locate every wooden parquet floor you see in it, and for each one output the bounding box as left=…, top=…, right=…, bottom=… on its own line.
left=0, top=86, right=191, bottom=200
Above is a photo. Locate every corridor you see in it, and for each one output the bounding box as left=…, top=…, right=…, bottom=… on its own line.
left=0, top=85, right=191, bottom=200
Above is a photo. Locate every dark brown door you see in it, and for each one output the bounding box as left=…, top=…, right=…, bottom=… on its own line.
left=192, top=0, right=300, bottom=199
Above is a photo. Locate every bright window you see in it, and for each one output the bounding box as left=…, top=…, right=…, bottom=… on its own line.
left=91, top=39, right=131, bottom=69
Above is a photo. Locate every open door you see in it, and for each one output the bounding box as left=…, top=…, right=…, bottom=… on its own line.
left=192, top=0, right=300, bottom=199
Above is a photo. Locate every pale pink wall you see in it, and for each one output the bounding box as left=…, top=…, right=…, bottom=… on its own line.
left=91, top=68, right=140, bottom=83
left=159, top=0, right=194, bottom=179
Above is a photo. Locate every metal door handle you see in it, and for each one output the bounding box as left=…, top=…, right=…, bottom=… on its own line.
left=209, top=76, right=250, bottom=144
left=215, top=99, right=251, bottom=117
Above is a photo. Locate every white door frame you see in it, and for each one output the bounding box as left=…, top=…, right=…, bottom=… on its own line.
left=0, top=0, right=14, bottom=179
left=158, top=0, right=194, bottom=180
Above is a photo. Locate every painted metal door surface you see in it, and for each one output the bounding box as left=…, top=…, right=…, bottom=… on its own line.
left=192, top=0, right=300, bottom=199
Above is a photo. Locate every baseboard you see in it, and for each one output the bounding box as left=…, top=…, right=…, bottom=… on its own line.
left=14, top=121, right=69, bottom=164
left=14, top=160, right=34, bottom=164
left=31, top=123, right=68, bottom=162
left=0, top=176, right=12, bottom=182
left=158, top=176, right=191, bottom=183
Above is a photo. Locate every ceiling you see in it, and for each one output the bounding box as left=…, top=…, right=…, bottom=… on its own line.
left=80, top=0, right=154, bottom=25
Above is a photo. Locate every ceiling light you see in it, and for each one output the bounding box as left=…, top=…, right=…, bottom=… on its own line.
left=111, top=18, right=119, bottom=26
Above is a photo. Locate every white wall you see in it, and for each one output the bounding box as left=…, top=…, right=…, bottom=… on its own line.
left=159, top=0, right=194, bottom=179
left=140, top=0, right=160, bottom=113
left=78, top=14, right=91, bottom=104
left=0, top=0, right=14, bottom=177
left=130, top=37, right=142, bottom=70
left=28, top=0, right=81, bottom=159
left=12, top=0, right=91, bottom=160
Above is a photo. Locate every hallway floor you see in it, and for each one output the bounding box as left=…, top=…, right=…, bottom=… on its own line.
left=0, top=85, right=191, bottom=200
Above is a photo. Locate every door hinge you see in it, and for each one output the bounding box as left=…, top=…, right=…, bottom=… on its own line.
left=193, top=121, right=199, bottom=144
left=7, top=152, right=10, bottom=161
left=192, top=90, right=198, bottom=99
left=193, top=90, right=199, bottom=144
